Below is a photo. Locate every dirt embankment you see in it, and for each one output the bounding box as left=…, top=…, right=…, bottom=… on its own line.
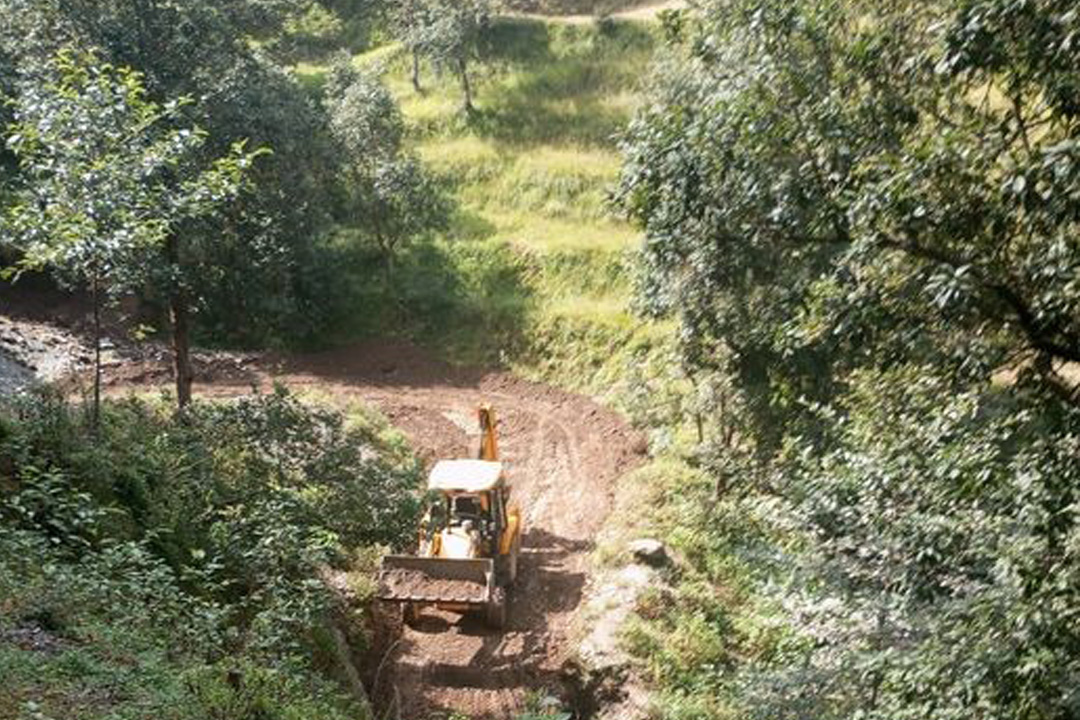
left=90, top=339, right=646, bottom=718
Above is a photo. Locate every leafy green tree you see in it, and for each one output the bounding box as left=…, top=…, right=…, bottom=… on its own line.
left=391, top=0, right=438, bottom=92
left=618, top=0, right=1080, bottom=446
left=391, top=0, right=494, bottom=112
left=326, top=60, right=405, bottom=158
left=2, top=50, right=258, bottom=416
left=617, top=0, right=1080, bottom=716
left=326, top=64, right=451, bottom=277
left=1, top=0, right=342, bottom=349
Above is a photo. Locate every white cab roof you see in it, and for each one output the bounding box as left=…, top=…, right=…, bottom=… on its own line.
left=427, top=459, right=503, bottom=492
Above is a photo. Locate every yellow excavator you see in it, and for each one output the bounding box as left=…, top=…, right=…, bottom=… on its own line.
left=377, top=405, right=522, bottom=628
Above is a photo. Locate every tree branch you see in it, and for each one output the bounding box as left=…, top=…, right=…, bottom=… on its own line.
left=877, top=234, right=1080, bottom=363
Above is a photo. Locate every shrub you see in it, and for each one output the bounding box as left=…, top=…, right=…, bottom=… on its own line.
left=0, top=389, right=417, bottom=719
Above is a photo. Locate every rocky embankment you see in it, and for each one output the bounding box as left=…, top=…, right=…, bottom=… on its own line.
left=0, top=316, right=94, bottom=395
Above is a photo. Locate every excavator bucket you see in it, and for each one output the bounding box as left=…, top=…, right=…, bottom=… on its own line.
left=377, top=555, right=494, bottom=606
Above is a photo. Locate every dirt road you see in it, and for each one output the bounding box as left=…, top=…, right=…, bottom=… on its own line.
left=508, top=0, right=687, bottom=24
left=102, top=340, right=646, bottom=719
left=0, top=289, right=646, bottom=717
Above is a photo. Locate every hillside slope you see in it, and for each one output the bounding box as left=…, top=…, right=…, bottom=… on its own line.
left=297, top=16, right=680, bottom=413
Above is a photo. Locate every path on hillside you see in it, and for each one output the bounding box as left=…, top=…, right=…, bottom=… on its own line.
left=0, top=305, right=647, bottom=716
left=510, top=0, right=687, bottom=24
left=94, top=340, right=646, bottom=719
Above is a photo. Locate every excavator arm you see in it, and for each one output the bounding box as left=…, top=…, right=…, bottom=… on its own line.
left=478, top=404, right=498, bottom=461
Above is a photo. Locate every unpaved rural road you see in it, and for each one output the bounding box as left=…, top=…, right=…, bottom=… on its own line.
left=100, top=340, right=646, bottom=718
left=1, top=315, right=647, bottom=716
left=511, top=0, right=687, bottom=24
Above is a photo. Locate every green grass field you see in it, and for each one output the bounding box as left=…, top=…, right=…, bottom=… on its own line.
left=377, top=19, right=653, bottom=260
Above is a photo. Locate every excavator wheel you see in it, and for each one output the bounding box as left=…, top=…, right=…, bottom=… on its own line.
left=485, top=587, right=507, bottom=629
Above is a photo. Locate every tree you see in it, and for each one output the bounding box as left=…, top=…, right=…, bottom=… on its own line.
left=2, top=50, right=258, bottom=418
left=617, top=0, right=1080, bottom=716
left=1, top=0, right=342, bottom=350
left=390, top=0, right=436, bottom=92
left=391, top=0, right=493, bottom=112
left=326, top=64, right=451, bottom=277
left=618, top=0, right=1080, bottom=443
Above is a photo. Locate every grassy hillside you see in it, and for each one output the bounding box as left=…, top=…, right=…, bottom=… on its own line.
left=300, top=20, right=751, bottom=719
left=502, top=0, right=660, bottom=15
left=301, top=18, right=679, bottom=412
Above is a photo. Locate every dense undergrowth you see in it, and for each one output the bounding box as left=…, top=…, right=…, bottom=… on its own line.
left=502, top=0, right=654, bottom=14
left=0, top=389, right=421, bottom=720
left=604, top=1, right=1080, bottom=718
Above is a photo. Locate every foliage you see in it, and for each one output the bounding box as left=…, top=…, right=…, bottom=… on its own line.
left=326, top=60, right=406, bottom=158
left=618, top=0, right=1080, bottom=446
left=278, top=2, right=346, bottom=59
left=616, top=0, right=1080, bottom=717
left=325, top=62, right=452, bottom=275
left=0, top=0, right=344, bottom=349
left=0, top=389, right=419, bottom=719
left=753, top=371, right=1080, bottom=720
left=390, top=0, right=495, bottom=111
left=1, top=49, right=258, bottom=412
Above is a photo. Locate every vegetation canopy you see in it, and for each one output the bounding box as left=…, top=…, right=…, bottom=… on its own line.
left=617, top=0, right=1080, bottom=717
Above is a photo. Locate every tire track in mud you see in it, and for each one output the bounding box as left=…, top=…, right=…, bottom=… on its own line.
left=103, top=340, right=646, bottom=719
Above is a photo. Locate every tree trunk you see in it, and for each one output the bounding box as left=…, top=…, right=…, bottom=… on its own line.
left=166, top=235, right=193, bottom=409
left=457, top=57, right=474, bottom=114
left=91, top=271, right=102, bottom=432
left=383, top=250, right=394, bottom=287
left=171, top=290, right=193, bottom=409
left=411, top=49, right=422, bottom=92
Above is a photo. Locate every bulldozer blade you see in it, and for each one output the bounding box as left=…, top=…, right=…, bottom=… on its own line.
left=377, top=555, right=494, bottom=606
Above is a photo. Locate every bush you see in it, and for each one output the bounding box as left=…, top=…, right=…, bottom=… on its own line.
left=278, top=3, right=346, bottom=60
left=0, top=389, right=419, bottom=719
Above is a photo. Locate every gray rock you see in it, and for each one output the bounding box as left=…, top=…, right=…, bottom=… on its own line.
left=579, top=564, right=658, bottom=672
left=0, top=351, right=35, bottom=395
left=628, top=538, right=668, bottom=567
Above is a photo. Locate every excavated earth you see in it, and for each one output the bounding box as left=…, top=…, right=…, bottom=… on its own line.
left=0, top=293, right=647, bottom=720
left=106, top=342, right=646, bottom=719
left=379, top=569, right=488, bottom=604
left=106, top=341, right=647, bottom=719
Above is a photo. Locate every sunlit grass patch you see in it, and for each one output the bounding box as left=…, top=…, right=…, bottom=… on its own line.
left=321, top=14, right=666, bottom=379
left=399, top=89, right=464, bottom=129
left=598, top=88, right=642, bottom=116
left=353, top=41, right=405, bottom=69
left=511, top=144, right=620, bottom=179
left=543, top=294, right=632, bottom=322
left=479, top=210, right=638, bottom=253
left=417, top=135, right=506, bottom=181
left=484, top=145, right=622, bottom=218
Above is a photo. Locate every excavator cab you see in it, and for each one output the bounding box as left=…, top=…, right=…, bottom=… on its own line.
left=378, top=405, right=522, bottom=628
